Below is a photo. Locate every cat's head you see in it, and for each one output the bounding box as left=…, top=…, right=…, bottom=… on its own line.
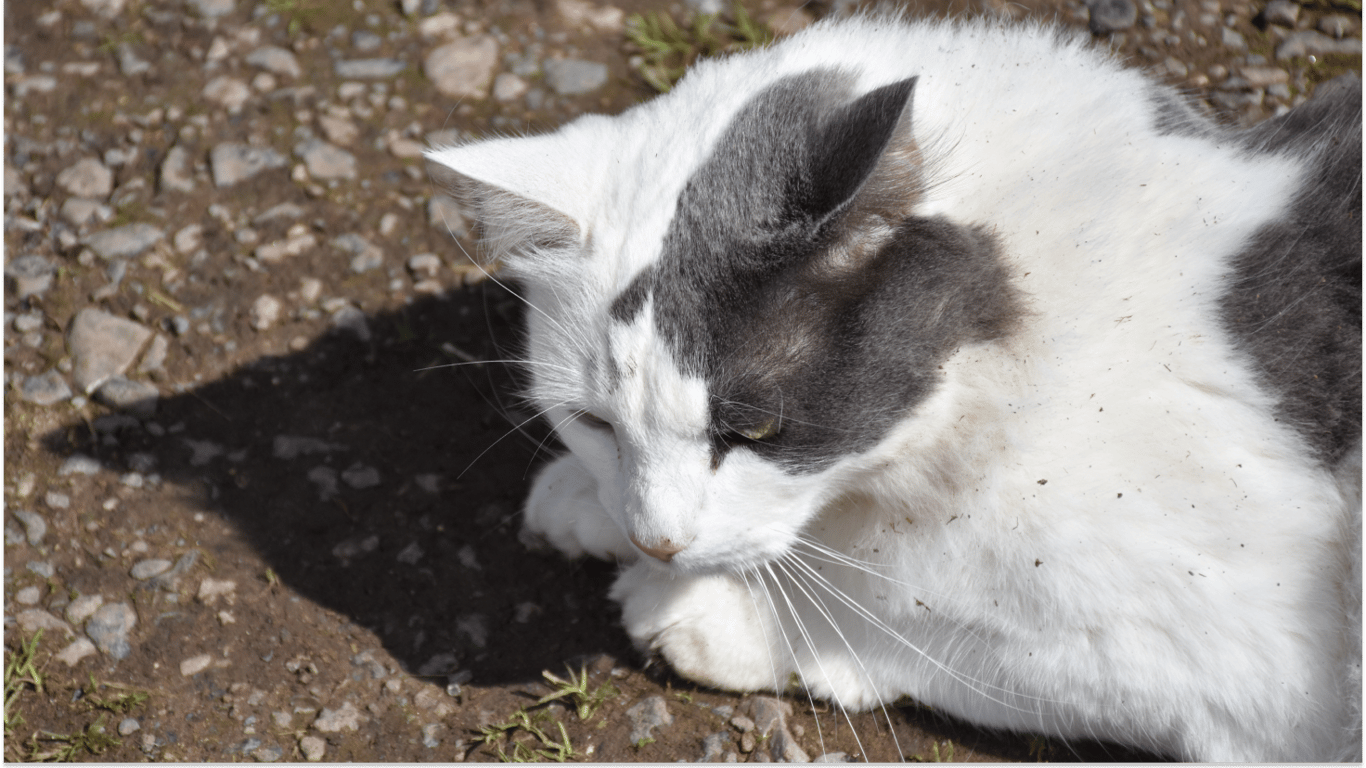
left=427, top=63, right=1019, bottom=573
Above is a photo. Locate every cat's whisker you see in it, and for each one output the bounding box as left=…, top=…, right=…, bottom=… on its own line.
left=456, top=397, right=575, bottom=479
left=412, top=358, right=577, bottom=374
left=750, top=566, right=838, bottom=760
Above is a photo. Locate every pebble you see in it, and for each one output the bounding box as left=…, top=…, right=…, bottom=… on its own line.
left=543, top=58, right=609, bottom=95
left=137, top=334, right=169, bottom=374
left=188, top=0, right=234, bottom=17
left=203, top=76, right=253, bottom=113
left=456, top=614, right=488, bottom=647
left=180, top=653, right=213, bottom=676
left=14, top=509, right=48, bottom=545
left=812, top=752, right=850, bottom=762
left=319, top=114, right=359, bottom=145
left=5, top=253, right=56, bottom=297
left=421, top=723, right=443, bottom=748
left=1275, top=30, right=1363, bottom=59
left=117, top=43, right=151, bottom=76
left=68, top=308, right=154, bottom=394
left=197, top=577, right=238, bottom=605
left=308, top=466, right=339, bottom=498
left=83, top=223, right=166, bottom=260
left=246, top=45, right=303, bottom=78
left=1220, top=27, right=1247, bottom=50
left=1319, top=15, right=1354, bottom=39
left=131, top=559, right=173, bottom=580
left=56, top=637, right=98, bottom=666
left=43, top=493, right=69, bottom=511
left=1086, top=0, right=1137, bottom=33
left=61, top=198, right=113, bottom=227
left=335, top=58, right=406, bottom=78
left=16, top=609, right=73, bottom=636
left=86, top=602, right=136, bottom=659
left=16, top=586, right=42, bottom=605
left=332, top=534, right=380, bottom=560
left=341, top=463, right=381, bottom=489
left=424, top=36, right=499, bottom=99
left=19, top=370, right=73, bottom=406
left=396, top=542, right=424, bottom=564
left=119, top=718, right=141, bottom=736
left=56, top=157, right=113, bottom=199
left=299, top=735, right=326, bottom=761
left=701, top=731, right=733, bottom=761
left=626, top=696, right=674, bottom=744
left=95, top=376, right=160, bottom=417
left=251, top=294, right=283, bottom=331
left=557, top=0, right=626, bottom=32
left=256, top=228, right=318, bottom=263
left=66, top=594, right=105, bottom=624
left=253, top=744, right=284, bottom=762
left=313, top=701, right=366, bottom=732
left=59, top=454, right=102, bottom=476
left=183, top=438, right=225, bottom=466
left=210, top=143, right=289, bottom=187
left=332, top=233, right=385, bottom=273
left=296, top=139, right=357, bottom=181
left=160, top=145, right=195, bottom=193
left=1262, top=0, right=1298, bottom=27
left=493, top=72, right=529, bottom=102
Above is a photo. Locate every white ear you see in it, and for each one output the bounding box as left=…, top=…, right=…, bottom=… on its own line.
left=426, top=124, right=605, bottom=264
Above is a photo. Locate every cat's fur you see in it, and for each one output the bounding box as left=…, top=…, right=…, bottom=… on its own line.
left=427, top=15, right=1362, bottom=762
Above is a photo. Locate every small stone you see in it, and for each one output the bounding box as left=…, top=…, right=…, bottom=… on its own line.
left=396, top=542, right=424, bottom=564
left=86, top=602, right=136, bottom=658
left=543, top=58, right=609, bottom=95
left=159, top=145, right=195, bottom=193
left=331, top=305, right=371, bottom=341
left=66, top=594, right=105, bottom=624
left=131, top=559, right=173, bottom=580
left=204, top=76, right=252, bottom=113
left=1221, top=27, right=1247, bottom=50
left=16, top=586, right=42, bottom=605
left=1319, top=14, right=1354, bottom=39
left=296, top=139, right=357, bottom=181
left=94, top=376, right=159, bottom=417
left=333, top=233, right=384, bottom=273
left=56, top=157, right=113, bottom=199
left=137, top=334, right=170, bottom=374
left=424, top=36, right=499, bottom=99
left=1276, top=30, right=1362, bottom=59
left=56, top=638, right=98, bottom=666
left=183, top=438, right=225, bottom=466
left=69, top=308, right=153, bottom=394
left=210, top=143, right=288, bottom=187
left=119, top=718, right=141, bottom=736
left=253, top=745, right=284, bottom=762
left=17, top=609, right=73, bottom=637
left=251, top=294, right=283, bottom=331
left=81, top=0, right=127, bottom=17
left=117, top=43, right=151, bottom=76
left=492, top=72, right=529, bottom=102
left=1163, top=56, right=1188, bottom=77
left=83, top=223, right=165, bottom=260
left=1262, top=0, right=1298, bottom=26
left=188, top=0, right=234, bottom=17
left=198, top=577, right=239, bottom=605
left=313, top=701, right=366, bottom=732
left=1240, top=66, right=1290, bottom=87
left=13, top=510, right=48, bottom=545
left=6, top=254, right=56, bottom=297
left=556, top=0, right=625, bottom=32
left=812, top=752, right=850, bottom=762
left=334, top=58, right=406, bottom=78
left=1086, top=0, right=1137, bottom=32
left=456, top=614, right=488, bottom=647
left=340, top=459, right=379, bottom=483
left=307, top=466, right=339, bottom=498
left=626, top=696, right=674, bottom=744
left=422, top=723, right=443, bottom=748
left=246, top=46, right=302, bottom=78
left=300, top=735, right=326, bottom=761
left=319, top=115, right=359, bottom=146
left=180, top=653, right=213, bottom=676
left=43, top=493, right=69, bottom=511
left=59, top=454, right=102, bottom=476
left=407, top=253, right=442, bottom=277
left=730, top=715, right=756, bottom=733
left=19, top=370, right=72, bottom=406
left=702, top=732, right=732, bottom=761
left=61, top=198, right=113, bottom=227
left=427, top=195, right=469, bottom=238
left=332, top=534, right=380, bottom=560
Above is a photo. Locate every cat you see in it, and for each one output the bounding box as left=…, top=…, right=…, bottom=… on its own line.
left=426, top=13, right=1362, bottom=762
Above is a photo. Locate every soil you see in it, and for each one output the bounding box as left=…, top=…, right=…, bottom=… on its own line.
left=2, top=0, right=1359, bottom=762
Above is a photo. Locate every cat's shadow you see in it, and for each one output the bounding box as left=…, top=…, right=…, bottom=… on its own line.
left=41, top=281, right=634, bottom=685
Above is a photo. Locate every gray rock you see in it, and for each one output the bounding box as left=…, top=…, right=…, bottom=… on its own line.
left=1086, top=0, right=1137, bottom=32
left=685, top=0, right=726, bottom=14
left=6, top=253, right=56, bottom=297
left=1319, top=14, right=1354, bottom=39
left=95, top=376, right=159, bottom=417
left=334, top=58, right=406, bottom=78
left=313, top=701, right=365, bottom=732
left=83, top=223, right=165, bottom=260
left=137, top=333, right=169, bottom=374
left=1275, top=30, right=1362, bottom=60
left=492, top=72, right=529, bottom=102
left=332, top=233, right=384, bottom=272
left=1262, top=0, right=1299, bottom=26
left=273, top=435, right=345, bottom=459
left=341, top=463, right=381, bottom=489
left=20, top=369, right=74, bottom=406
left=299, top=735, right=326, bottom=761
left=13, top=510, right=47, bottom=545
left=16, top=609, right=73, bottom=637
left=203, top=75, right=252, bottom=113
left=82, top=0, right=128, bottom=16
left=307, top=466, right=339, bottom=498
left=246, top=45, right=302, bottom=78
left=59, top=454, right=102, bottom=476
left=188, top=0, right=235, bottom=17
left=424, top=36, right=499, bottom=99
left=426, top=195, right=469, bottom=238
left=812, top=752, right=850, bottom=762
left=56, top=157, right=113, bottom=199
left=701, top=731, right=733, bottom=761
left=543, top=58, right=609, bottom=95
left=66, top=594, right=105, bottom=624
left=296, top=139, right=357, bottom=181
left=16, top=586, right=42, bottom=605
left=159, top=145, right=195, bottom=193
left=118, top=718, right=141, bottom=736
left=352, top=30, right=383, bottom=52
left=151, top=551, right=200, bottom=590
left=117, top=43, right=151, bottom=76
left=1221, top=27, right=1247, bottom=50
left=253, top=745, right=284, bottom=762
left=131, top=559, right=173, bottom=580
left=1240, top=66, right=1289, bottom=87
left=69, top=308, right=153, bottom=394
left=250, top=294, right=283, bottom=331
left=60, top=197, right=113, bottom=227
left=210, top=143, right=288, bottom=187
left=56, top=638, right=98, bottom=667
left=1163, top=56, right=1188, bottom=77
left=626, top=696, right=674, bottom=744
left=331, top=305, right=372, bottom=341
left=421, top=723, right=442, bottom=748
left=86, top=602, right=137, bottom=659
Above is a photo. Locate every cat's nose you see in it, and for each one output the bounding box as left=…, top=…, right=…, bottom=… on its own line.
left=629, top=534, right=688, bottom=562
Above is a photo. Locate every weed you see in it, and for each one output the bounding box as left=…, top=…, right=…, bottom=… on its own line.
left=82, top=674, right=150, bottom=714
left=25, top=714, right=122, bottom=761
left=475, top=707, right=575, bottom=762
left=536, top=665, right=620, bottom=721
left=634, top=736, right=656, bottom=749
left=264, top=567, right=280, bottom=587
left=624, top=2, right=773, bottom=92
left=4, top=630, right=46, bottom=739
left=910, top=739, right=955, bottom=762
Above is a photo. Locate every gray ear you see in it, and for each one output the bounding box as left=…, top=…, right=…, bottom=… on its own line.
left=425, top=149, right=580, bottom=265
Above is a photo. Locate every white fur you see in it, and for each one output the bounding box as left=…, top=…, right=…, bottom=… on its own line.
left=427, top=15, right=1361, bottom=761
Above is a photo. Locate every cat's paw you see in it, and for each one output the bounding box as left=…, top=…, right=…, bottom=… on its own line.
left=520, top=453, right=636, bottom=562
left=611, top=562, right=790, bottom=693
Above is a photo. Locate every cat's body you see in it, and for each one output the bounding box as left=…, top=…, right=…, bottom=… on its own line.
left=427, top=15, right=1362, bottom=762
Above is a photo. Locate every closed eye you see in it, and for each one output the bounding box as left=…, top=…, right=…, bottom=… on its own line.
left=575, top=409, right=614, bottom=433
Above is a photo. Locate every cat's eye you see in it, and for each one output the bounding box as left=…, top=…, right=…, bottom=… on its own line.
left=738, top=417, right=779, bottom=442
left=576, top=410, right=613, bottom=432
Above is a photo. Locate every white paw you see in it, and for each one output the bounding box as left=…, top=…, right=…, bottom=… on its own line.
left=520, top=453, right=636, bottom=561
left=611, top=561, right=791, bottom=693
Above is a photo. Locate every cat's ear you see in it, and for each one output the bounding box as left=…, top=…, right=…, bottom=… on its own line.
left=425, top=137, right=583, bottom=264
left=803, top=77, right=921, bottom=230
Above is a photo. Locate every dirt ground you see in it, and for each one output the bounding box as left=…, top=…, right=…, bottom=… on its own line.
left=3, top=0, right=1359, bottom=762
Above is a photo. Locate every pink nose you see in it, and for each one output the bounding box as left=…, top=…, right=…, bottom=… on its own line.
left=629, top=534, right=688, bottom=562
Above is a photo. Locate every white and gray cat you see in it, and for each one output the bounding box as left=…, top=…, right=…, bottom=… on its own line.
left=427, top=14, right=1362, bottom=762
